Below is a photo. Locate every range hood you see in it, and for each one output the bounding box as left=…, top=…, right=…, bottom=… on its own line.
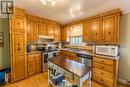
left=39, top=35, right=54, bottom=39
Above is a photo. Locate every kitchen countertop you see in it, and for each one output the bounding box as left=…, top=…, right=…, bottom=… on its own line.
left=60, top=48, right=120, bottom=60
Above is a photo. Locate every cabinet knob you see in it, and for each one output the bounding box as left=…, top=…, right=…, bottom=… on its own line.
left=109, top=32, right=111, bottom=35
left=96, top=33, right=98, bottom=35
left=101, top=66, right=104, bottom=69
left=101, top=79, right=104, bottom=82
left=17, top=22, right=20, bottom=25
left=17, top=43, right=21, bottom=51
left=101, top=72, right=104, bottom=74
left=101, top=60, right=104, bottom=63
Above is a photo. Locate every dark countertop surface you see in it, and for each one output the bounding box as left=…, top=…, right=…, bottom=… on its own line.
left=60, top=48, right=120, bottom=60
left=48, top=56, right=92, bottom=77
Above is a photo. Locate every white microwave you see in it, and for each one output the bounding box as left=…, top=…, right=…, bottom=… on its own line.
left=95, top=45, right=118, bottom=57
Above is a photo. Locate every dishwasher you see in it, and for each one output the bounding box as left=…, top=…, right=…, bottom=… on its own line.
left=76, top=53, right=92, bottom=66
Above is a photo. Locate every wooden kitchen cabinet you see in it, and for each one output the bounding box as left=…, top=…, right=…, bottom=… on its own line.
left=103, top=14, right=120, bottom=44
left=61, top=27, right=68, bottom=42
left=83, top=20, right=92, bottom=42
left=39, top=23, right=47, bottom=35
left=9, top=7, right=27, bottom=82
left=91, top=18, right=103, bottom=43
left=28, top=57, right=35, bottom=75
left=54, top=25, right=61, bottom=42
left=27, top=20, right=38, bottom=42
left=27, top=53, right=41, bottom=76
left=35, top=54, right=42, bottom=73
left=11, top=17, right=25, bottom=33
left=92, top=57, right=118, bottom=87
left=47, top=24, right=54, bottom=37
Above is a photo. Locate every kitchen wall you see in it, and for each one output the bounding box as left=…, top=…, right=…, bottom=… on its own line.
left=0, top=18, right=9, bottom=69
left=119, top=13, right=130, bottom=81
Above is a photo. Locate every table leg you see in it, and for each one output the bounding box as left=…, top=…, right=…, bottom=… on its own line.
left=87, top=71, right=91, bottom=87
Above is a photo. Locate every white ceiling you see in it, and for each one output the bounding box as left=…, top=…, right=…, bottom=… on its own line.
left=15, top=0, right=130, bottom=24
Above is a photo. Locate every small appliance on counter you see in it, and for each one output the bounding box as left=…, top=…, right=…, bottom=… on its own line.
left=27, top=44, right=37, bottom=52
left=95, top=45, right=119, bottom=57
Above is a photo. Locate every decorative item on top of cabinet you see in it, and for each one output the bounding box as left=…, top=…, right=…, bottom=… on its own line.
left=27, top=53, right=41, bottom=76
left=91, top=18, right=103, bottom=43
left=103, top=13, right=120, bottom=44
left=92, top=57, right=118, bottom=87
left=83, top=20, right=92, bottom=42
left=9, top=7, right=27, bottom=82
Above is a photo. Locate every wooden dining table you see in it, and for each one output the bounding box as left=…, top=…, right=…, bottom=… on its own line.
left=48, top=56, right=92, bottom=87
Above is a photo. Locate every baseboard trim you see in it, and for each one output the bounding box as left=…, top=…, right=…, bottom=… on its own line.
left=118, top=78, right=130, bottom=86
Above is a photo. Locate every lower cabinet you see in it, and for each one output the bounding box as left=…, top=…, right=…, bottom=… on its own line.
left=92, top=57, right=118, bottom=87
left=27, top=53, right=41, bottom=76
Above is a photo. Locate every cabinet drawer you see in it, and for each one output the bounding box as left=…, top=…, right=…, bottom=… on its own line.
left=93, top=73, right=114, bottom=87
left=34, top=54, right=41, bottom=57
left=28, top=54, right=34, bottom=59
left=93, top=62, right=114, bottom=73
left=93, top=68, right=113, bottom=80
left=93, top=57, right=115, bottom=66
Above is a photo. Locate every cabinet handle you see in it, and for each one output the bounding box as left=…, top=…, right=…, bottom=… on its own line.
left=109, top=32, right=111, bottom=35
left=86, top=34, right=87, bottom=36
left=96, top=33, right=98, bottom=35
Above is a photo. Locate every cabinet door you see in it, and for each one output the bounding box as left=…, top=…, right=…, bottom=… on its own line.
left=83, top=21, right=91, bottom=42
left=54, top=25, right=61, bottom=42
left=47, top=25, right=54, bottom=36
left=61, top=27, right=67, bottom=42
left=27, top=20, right=31, bottom=42
left=39, top=23, right=47, bottom=35
left=11, top=32, right=27, bottom=82
left=35, top=56, right=41, bottom=73
left=28, top=58, right=35, bottom=76
left=92, top=18, right=103, bottom=43
left=12, top=32, right=25, bottom=54
left=32, top=22, right=38, bottom=41
left=11, top=17, right=25, bottom=33
left=103, top=14, right=119, bottom=44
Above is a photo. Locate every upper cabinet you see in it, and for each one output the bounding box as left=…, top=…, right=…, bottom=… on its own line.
left=83, top=20, right=92, bottom=42
left=26, top=19, right=38, bottom=42
left=26, top=15, right=61, bottom=42
left=39, top=23, right=47, bottom=35
left=12, top=17, right=25, bottom=32
left=67, top=9, right=121, bottom=44
left=103, top=14, right=120, bottom=44
left=47, top=24, right=55, bottom=37
left=91, top=18, right=103, bottom=43
left=54, top=25, right=61, bottom=42
left=61, top=27, right=68, bottom=42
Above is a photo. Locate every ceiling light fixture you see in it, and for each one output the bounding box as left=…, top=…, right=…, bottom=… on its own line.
left=40, top=0, right=56, bottom=8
